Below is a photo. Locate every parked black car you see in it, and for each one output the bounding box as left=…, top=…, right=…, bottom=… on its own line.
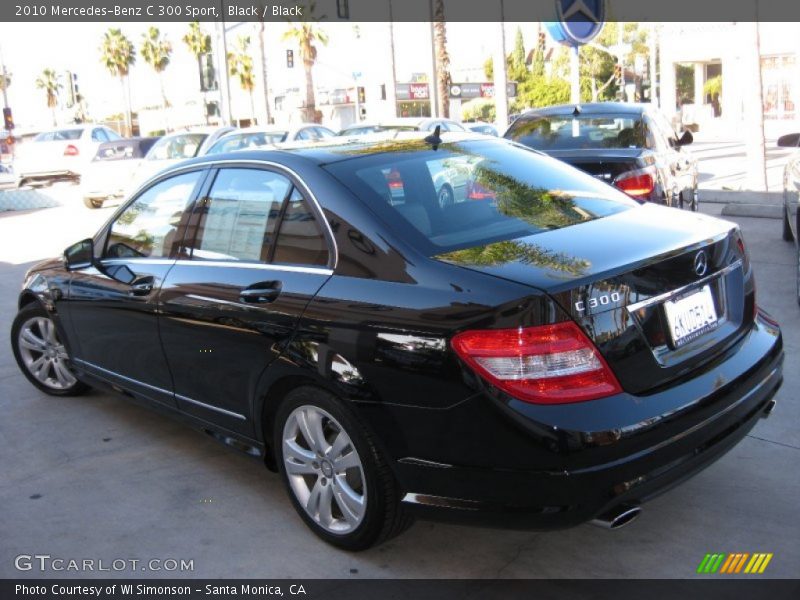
left=11, top=133, right=782, bottom=550
left=505, top=102, right=699, bottom=209
left=778, top=132, right=800, bottom=304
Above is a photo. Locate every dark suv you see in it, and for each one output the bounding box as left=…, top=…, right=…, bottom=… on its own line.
left=11, top=133, right=782, bottom=550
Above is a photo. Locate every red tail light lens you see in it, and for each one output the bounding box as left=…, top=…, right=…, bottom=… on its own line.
left=451, top=322, right=622, bottom=404
left=466, top=180, right=497, bottom=201
left=614, top=169, right=654, bottom=199
left=64, top=144, right=79, bottom=157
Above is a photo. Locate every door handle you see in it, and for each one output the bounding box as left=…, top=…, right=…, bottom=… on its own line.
left=128, top=276, right=154, bottom=296
left=239, top=281, right=282, bottom=304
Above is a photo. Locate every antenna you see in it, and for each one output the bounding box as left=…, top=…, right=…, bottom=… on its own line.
left=424, top=125, right=442, bottom=150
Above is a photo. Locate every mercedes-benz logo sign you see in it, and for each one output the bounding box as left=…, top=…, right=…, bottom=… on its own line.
left=694, top=251, right=708, bottom=277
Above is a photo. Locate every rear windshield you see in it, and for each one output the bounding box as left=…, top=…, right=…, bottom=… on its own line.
left=147, top=133, right=208, bottom=160
left=35, top=129, right=83, bottom=142
left=324, top=139, right=637, bottom=255
left=506, top=113, right=647, bottom=150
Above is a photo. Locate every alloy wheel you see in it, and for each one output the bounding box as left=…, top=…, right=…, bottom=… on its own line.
left=17, top=316, right=77, bottom=390
left=282, top=405, right=367, bottom=534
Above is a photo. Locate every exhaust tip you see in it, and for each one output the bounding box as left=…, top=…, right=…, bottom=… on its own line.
left=591, top=504, right=641, bottom=530
left=761, top=399, right=777, bottom=419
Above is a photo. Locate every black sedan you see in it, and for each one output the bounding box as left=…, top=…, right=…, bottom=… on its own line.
left=11, top=133, right=782, bottom=550
left=778, top=131, right=800, bottom=304
left=505, top=102, right=699, bottom=210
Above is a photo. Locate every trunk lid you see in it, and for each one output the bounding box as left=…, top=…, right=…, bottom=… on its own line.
left=435, top=204, right=754, bottom=395
left=544, top=148, right=647, bottom=185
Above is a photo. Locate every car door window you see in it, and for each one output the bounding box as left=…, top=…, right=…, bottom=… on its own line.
left=105, top=171, right=203, bottom=259
left=295, top=128, right=313, bottom=141
left=272, top=188, right=329, bottom=267
left=104, top=128, right=122, bottom=141
left=189, top=168, right=291, bottom=262
left=315, top=127, right=335, bottom=138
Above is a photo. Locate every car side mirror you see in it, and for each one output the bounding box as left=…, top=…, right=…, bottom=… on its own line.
left=63, top=238, right=95, bottom=270
left=777, top=133, right=800, bottom=148
left=677, top=130, right=694, bottom=146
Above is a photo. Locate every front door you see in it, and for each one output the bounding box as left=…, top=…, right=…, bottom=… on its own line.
left=158, top=166, right=333, bottom=435
left=65, top=169, right=206, bottom=406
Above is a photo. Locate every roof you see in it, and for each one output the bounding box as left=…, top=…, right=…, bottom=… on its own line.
left=177, top=130, right=493, bottom=168
left=518, top=102, right=650, bottom=117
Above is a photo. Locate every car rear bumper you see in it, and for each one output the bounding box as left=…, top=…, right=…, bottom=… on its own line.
left=394, top=312, right=783, bottom=529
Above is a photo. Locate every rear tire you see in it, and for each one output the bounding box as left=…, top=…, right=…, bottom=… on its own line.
left=783, top=208, right=794, bottom=241
left=274, top=386, right=412, bottom=550
left=11, top=304, right=89, bottom=397
left=438, top=184, right=455, bottom=208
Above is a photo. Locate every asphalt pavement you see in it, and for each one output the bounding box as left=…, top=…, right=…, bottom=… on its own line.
left=0, top=192, right=797, bottom=579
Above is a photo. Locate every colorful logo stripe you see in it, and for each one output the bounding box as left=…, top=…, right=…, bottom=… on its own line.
left=697, top=553, right=773, bottom=574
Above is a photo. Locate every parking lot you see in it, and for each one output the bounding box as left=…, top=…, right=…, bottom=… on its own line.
left=0, top=189, right=797, bottom=579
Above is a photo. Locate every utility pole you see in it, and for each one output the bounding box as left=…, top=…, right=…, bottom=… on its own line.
left=493, top=4, right=509, bottom=132
left=617, top=24, right=626, bottom=101
left=649, top=23, right=659, bottom=107
left=428, top=0, right=439, bottom=118
left=570, top=46, right=580, bottom=104
left=745, top=19, right=767, bottom=190
left=0, top=44, right=9, bottom=109
left=386, top=0, right=398, bottom=118
left=215, top=18, right=234, bottom=126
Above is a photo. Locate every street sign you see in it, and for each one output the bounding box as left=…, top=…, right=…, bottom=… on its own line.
left=449, top=82, right=517, bottom=99
left=545, top=0, right=606, bottom=47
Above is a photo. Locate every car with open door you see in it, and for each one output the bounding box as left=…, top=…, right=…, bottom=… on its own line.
left=11, top=132, right=782, bottom=550
left=778, top=131, right=800, bottom=304
left=505, top=102, right=699, bottom=210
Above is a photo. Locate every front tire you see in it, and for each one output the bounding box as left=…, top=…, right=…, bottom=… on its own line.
left=274, top=386, right=412, bottom=550
left=11, top=304, right=89, bottom=396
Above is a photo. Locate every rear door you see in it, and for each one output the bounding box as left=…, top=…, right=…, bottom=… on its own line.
left=158, top=165, right=333, bottom=435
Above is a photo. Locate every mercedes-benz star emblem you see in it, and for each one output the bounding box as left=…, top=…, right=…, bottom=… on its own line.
left=694, top=251, right=708, bottom=277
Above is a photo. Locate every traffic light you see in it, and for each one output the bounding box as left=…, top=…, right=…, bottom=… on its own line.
left=5, top=135, right=14, bottom=146
left=538, top=31, right=546, bottom=53
left=199, top=54, right=217, bottom=92
left=357, top=86, right=365, bottom=104
left=3, top=107, right=13, bottom=131
left=286, top=49, right=294, bottom=69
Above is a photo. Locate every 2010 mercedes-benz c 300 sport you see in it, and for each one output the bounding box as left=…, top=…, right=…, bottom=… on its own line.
left=11, top=132, right=783, bottom=550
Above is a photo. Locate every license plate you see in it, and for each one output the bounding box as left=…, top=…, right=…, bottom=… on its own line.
left=663, top=285, right=719, bottom=347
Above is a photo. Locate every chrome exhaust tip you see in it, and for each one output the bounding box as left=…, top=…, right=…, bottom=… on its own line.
left=591, top=504, right=641, bottom=530
left=761, top=398, right=777, bottom=418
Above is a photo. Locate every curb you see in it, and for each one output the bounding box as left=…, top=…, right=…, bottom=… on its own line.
left=720, top=204, right=783, bottom=219
left=698, top=189, right=783, bottom=205
left=0, top=189, right=62, bottom=212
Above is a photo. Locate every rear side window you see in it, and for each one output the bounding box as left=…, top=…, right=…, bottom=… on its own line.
left=147, top=134, right=208, bottom=160
left=35, top=129, right=83, bottom=142
left=186, top=168, right=329, bottom=267
left=273, top=188, right=329, bottom=267
left=324, top=139, right=636, bottom=255
left=106, top=171, right=202, bottom=259
left=506, top=113, right=648, bottom=150
left=190, top=169, right=290, bottom=262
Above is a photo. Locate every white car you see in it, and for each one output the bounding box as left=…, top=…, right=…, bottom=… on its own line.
left=13, top=125, right=123, bottom=187
left=129, top=127, right=233, bottom=188
left=202, top=124, right=336, bottom=155
left=81, top=137, right=161, bottom=209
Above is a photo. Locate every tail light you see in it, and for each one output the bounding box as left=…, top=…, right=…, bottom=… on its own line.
left=451, top=322, right=622, bottom=404
left=737, top=236, right=757, bottom=318
left=466, top=180, right=496, bottom=201
left=385, top=168, right=404, bottom=193
left=64, top=144, right=79, bottom=157
left=613, top=167, right=655, bottom=200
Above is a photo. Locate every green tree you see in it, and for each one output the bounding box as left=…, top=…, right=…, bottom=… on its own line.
left=100, top=28, right=136, bottom=135
left=35, top=68, right=62, bottom=126
left=140, top=27, right=172, bottom=114
left=183, top=22, right=213, bottom=124
left=281, top=2, right=328, bottom=123
left=227, top=35, right=257, bottom=124
left=509, top=27, right=528, bottom=82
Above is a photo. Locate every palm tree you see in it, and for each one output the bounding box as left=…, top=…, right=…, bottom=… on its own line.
left=228, top=35, right=256, bottom=125
left=432, top=0, right=451, bottom=118
left=140, top=26, right=172, bottom=128
left=35, top=69, right=61, bottom=126
left=100, top=28, right=136, bottom=135
left=281, top=2, right=328, bottom=123
left=182, top=22, right=213, bottom=124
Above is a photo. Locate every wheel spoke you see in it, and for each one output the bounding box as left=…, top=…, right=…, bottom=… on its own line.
left=306, top=478, right=324, bottom=516
left=52, top=360, right=76, bottom=387
left=29, top=356, right=49, bottom=382
left=333, top=476, right=364, bottom=524
left=306, top=409, right=329, bottom=454
left=318, top=482, right=334, bottom=529
left=333, top=450, right=361, bottom=473
left=327, top=431, right=350, bottom=461
left=20, top=329, right=47, bottom=352
left=295, top=410, right=320, bottom=453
